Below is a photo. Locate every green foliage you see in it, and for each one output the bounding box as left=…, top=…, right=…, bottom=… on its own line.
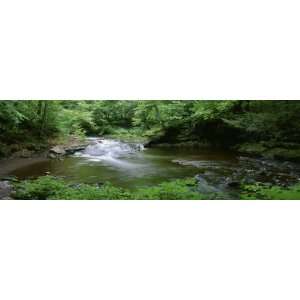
left=57, top=106, right=96, bottom=136
left=13, top=176, right=205, bottom=200
left=14, top=176, right=131, bottom=200
left=0, top=101, right=26, bottom=129
left=14, top=176, right=67, bottom=200
left=106, top=127, right=147, bottom=143
left=92, top=101, right=137, bottom=132
left=133, top=178, right=204, bottom=200
left=241, top=183, right=300, bottom=200
left=222, top=101, right=300, bottom=142
left=14, top=176, right=300, bottom=200
left=2, top=100, right=300, bottom=159
left=0, top=101, right=60, bottom=141
left=133, top=101, right=192, bottom=130
left=52, top=183, right=132, bottom=200
left=191, top=100, right=239, bottom=122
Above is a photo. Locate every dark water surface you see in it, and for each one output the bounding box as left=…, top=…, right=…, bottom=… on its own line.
left=1, top=138, right=300, bottom=193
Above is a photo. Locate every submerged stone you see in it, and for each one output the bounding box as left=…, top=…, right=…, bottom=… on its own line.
left=194, top=175, right=220, bottom=194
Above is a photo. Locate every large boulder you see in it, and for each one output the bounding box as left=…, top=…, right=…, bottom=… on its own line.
left=48, top=143, right=90, bottom=158
left=49, top=146, right=66, bottom=156
left=65, top=145, right=87, bottom=155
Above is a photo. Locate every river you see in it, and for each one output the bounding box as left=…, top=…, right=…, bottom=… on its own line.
left=1, top=138, right=300, bottom=196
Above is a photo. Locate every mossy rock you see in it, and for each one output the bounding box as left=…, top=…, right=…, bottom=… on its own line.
left=236, top=143, right=267, bottom=156
left=263, top=148, right=300, bottom=162
left=237, top=143, right=300, bottom=162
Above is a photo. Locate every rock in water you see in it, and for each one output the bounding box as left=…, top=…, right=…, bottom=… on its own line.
left=49, top=142, right=89, bottom=158
left=65, top=145, right=87, bottom=155
left=48, top=153, right=57, bottom=159
left=49, top=146, right=66, bottom=155
left=194, top=175, right=219, bottom=194
left=0, top=181, right=13, bottom=200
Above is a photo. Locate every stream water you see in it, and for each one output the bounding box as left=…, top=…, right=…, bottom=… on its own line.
left=1, top=138, right=300, bottom=196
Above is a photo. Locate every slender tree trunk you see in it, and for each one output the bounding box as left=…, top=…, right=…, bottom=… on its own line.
left=37, top=100, right=43, bottom=116
left=154, top=104, right=165, bottom=129
left=40, top=101, right=48, bottom=137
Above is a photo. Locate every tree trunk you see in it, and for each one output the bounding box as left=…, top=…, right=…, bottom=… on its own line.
left=39, top=101, right=48, bottom=136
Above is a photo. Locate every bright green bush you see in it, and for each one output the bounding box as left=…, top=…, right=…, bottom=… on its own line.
left=52, top=183, right=131, bottom=200
left=14, top=176, right=67, bottom=200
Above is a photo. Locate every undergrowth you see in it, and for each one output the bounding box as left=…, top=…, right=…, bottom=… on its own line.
left=13, top=176, right=205, bottom=200
left=241, top=183, right=300, bottom=200
left=13, top=176, right=300, bottom=200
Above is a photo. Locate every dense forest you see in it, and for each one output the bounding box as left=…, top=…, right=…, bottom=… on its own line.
left=1, top=100, right=300, bottom=200
left=1, top=100, right=300, bottom=154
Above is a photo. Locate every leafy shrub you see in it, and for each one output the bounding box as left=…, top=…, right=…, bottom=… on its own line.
left=241, top=183, right=300, bottom=200
left=13, top=176, right=205, bottom=200
left=133, top=178, right=204, bottom=200
left=57, top=108, right=96, bottom=136
left=14, top=175, right=300, bottom=200
left=14, top=176, right=67, bottom=200
left=52, top=183, right=131, bottom=200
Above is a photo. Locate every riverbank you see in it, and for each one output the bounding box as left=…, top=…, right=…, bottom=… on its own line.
left=5, top=174, right=300, bottom=200
left=1, top=137, right=300, bottom=200
left=144, top=139, right=300, bottom=163
left=0, top=135, right=89, bottom=160
left=235, top=142, right=300, bottom=162
left=140, top=126, right=300, bottom=163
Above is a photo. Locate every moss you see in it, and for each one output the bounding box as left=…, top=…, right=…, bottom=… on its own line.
left=236, top=143, right=267, bottom=156
left=263, top=148, right=300, bottom=162
left=236, top=143, right=300, bottom=162
left=132, top=178, right=205, bottom=200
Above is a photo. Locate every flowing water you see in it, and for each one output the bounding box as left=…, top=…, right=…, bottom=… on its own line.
left=1, top=138, right=300, bottom=195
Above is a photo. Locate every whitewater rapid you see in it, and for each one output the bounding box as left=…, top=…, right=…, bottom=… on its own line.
left=74, top=138, right=144, bottom=167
